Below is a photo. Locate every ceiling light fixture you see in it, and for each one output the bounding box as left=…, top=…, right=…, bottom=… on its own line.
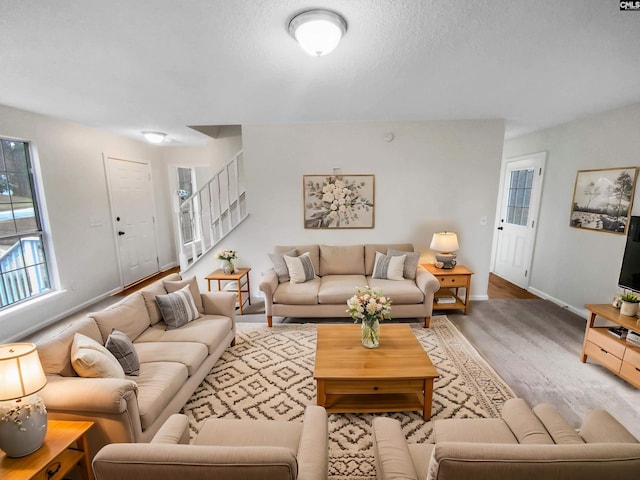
left=141, top=131, right=167, bottom=144
left=288, top=9, right=347, bottom=57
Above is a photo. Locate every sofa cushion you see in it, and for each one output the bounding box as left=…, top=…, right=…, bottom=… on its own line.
left=135, top=315, right=233, bottom=355
left=92, top=293, right=150, bottom=342
left=502, top=398, right=554, bottom=444
left=365, top=244, right=414, bottom=276
left=273, top=278, right=321, bottom=305
left=163, top=276, right=204, bottom=314
left=284, top=252, right=316, bottom=284
left=533, top=403, right=584, bottom=444
left=135, top=361, right=188, bottom=430
left=318, top=275, right=368, bottom=304
left=105, top=329, right=140, bottom=376
left=276, top=245, right=320, bottom=275
left=366, top=278, right=425, bottom=304
left=156, top=285, right=200, bottom=329
left=196, top=418, right=303, bottom=451
left=388, top=248, right=421, bottom=280
left=71, top=333, right=125, bottom=379
left=372, top=252, right=406, bottom=281
left=36, top=317, right=103, bottom=377
left=319, top=244, right=365, bottom=276
left=434, top=418, right=519, bottom=444
left=579, top=409, right=639, bottom=443
left=135, top=341, right=208, bottom=377
left=140, top=283, right=167, bottom=326
left=269, top=248, right=298, bottom=283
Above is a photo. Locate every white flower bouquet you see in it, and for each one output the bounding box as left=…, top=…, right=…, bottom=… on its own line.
left=216, top=249, right=237, bottom=261
left=346, top=286, right=392, bottom=325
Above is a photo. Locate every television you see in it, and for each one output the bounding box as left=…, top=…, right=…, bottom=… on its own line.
left=618, top=216, right=640, bottom=293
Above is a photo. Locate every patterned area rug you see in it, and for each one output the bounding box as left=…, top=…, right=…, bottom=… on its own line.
left=182, top=317, right=515, bottom=479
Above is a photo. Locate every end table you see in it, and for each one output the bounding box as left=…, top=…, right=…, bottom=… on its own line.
left=423, top=263, right=473, bottom=315
left=205, top=267, right=251, bottom=314
left=0, top=420, right=93, bottom=480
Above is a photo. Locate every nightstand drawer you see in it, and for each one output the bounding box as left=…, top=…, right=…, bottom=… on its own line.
left=436, top=275, right=468, bottom=287
left=620, top=360, right=640, bottom=388
left=586, top=328, right=626, bottom=359
left=34, top=449, right=84, bottom=480
left=585, top=341, right=622, bottom=373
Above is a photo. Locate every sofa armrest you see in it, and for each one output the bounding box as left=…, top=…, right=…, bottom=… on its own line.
left=201, top=291, right=237, bottom=318
left=372, top=417, right=419, bottom=480
left=39, top=375, right=138, bottom=414
left=259, top=269, right=279, bottom=314
left=415, top=266, right=440, bottom=297
left=93, top=444, right=298, bottom=480
left=151, top=414, right=190, bottom=445
left=580, top=409, right=639, bottom=443
left=296, top=406, right=329, bottom=480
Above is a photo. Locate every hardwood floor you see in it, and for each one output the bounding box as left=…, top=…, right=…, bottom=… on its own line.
left=115, top=267, right=180, bottom=296
left=487, top=272, right=539, bottom=299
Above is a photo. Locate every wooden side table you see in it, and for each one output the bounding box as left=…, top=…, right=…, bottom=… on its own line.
left=0, top=420, right=93, bottom=480
left=205, top=267, right=251, bottom=314
left=423, top=264, right=474, bottom=315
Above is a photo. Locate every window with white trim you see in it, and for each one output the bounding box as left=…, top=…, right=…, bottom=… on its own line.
left=0, top=138, right=50, bottom=308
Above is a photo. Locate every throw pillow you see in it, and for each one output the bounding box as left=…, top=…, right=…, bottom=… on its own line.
left=105, top=329, right=140, bottom=376
left=156, top=285, right=200, bottom=330
left=372, top=251, right=406, bottom=281
left=269, top=248, right=298, bottom=283
left=387, top=248, right=421, bottom=280
left=71, top=333, right=125, bottom=379
left=163, top=276, right=204, bottom=314
left=283, top=252, right=316, bottom=284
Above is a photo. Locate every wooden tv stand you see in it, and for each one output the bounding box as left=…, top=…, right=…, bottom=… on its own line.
left=583, top=304, right=640, bottom=388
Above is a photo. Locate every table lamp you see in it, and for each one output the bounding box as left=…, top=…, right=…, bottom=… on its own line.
left=0, top=343, right=48, bottom=457
left=430, top=232, right=459, bottom=269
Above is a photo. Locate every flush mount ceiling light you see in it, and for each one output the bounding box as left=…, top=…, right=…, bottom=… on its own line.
left=288, top=9, right=347, bottom=56
left=141, top=131, right=167, bottom=144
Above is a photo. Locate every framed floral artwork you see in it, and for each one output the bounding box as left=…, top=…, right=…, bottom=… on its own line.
left=569, top=166, right=638, bottom=234
left=303, top=174, right=375, bottom=228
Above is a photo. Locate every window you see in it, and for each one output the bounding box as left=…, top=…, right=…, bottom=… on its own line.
left=506, top=168, right=534, bottom=227
left=0, top=138, right=50, bottom=308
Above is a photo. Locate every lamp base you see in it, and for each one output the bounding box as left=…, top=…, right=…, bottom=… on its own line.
left=435, top=253, right=457, bottom=269
left=0, top=395, right=47, bottom=458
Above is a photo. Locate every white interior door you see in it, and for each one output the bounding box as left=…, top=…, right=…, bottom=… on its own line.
left=493, top=152, right=546, bottom=288
left=105, top=156, right=159, bottom=286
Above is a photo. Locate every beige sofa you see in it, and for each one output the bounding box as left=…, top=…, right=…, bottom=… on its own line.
left=259, top=244, right=440, bottom=327
left=372, top=398, right=640, bottom=480
left=93, top=406, right=328, bottom=480
left=33, top=273, right=237, bottom=460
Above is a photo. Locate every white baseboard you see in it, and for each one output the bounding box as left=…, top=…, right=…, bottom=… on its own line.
left=528, top=287, right=589, bottom=319
left=470, top=294, right=489, bottom=301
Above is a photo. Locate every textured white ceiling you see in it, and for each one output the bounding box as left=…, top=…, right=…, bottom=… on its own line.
left=1, top=0, right=639, bottom=145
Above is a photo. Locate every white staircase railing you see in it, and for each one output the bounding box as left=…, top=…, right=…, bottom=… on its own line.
left=177, top=150, right=248, bottom=271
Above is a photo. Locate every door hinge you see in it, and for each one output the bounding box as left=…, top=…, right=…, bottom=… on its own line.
left=525, top=269, right=528, bottom=277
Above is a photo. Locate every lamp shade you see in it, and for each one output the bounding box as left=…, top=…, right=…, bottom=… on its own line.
left=141, top=131, right=166, bottom=144
left=288, top=10, right=347, bottom=56
left=0, top=343, right=47, bottom=401
left=430, top=232, right=459, bottom=253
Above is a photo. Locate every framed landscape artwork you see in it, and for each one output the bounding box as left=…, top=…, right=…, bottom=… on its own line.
left=569, top=166, right=638, bottom=234
left=303, top=174, right=375, bottom=229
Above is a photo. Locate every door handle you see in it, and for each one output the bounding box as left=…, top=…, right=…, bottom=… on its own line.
left=118, top=231, right=125, bottom=236
left=497, top=227, right=504, bottom=230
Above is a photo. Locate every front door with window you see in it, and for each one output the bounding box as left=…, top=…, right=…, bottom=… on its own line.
left=493, top=152, right=546, bottom=288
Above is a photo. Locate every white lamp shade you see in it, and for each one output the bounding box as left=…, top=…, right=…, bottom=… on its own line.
left=0, top=343, right=47, bottom=401
left=289, top=10, right=347, bottom=56
left=430, top=232, right=459, bottom=253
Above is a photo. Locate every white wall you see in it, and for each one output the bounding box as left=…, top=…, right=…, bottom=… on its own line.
left=0, top=104, right=176, bottom=342
left=183, top=120, right=505, bottom=304
left=503, top=102, right=640, bottom=316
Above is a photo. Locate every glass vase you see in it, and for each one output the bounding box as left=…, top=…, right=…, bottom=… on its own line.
left=221, top=259, right=235, bottom=274
left=361, top=319, right=380, bottom=348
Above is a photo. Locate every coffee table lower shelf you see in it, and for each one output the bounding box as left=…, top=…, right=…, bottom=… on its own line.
left=322, top=392, right=426, bottom=415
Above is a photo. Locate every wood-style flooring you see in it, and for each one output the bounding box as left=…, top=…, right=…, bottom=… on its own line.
left=487, top=272, right=540, bottom=300
left=115, top=267, right=180, bottom=296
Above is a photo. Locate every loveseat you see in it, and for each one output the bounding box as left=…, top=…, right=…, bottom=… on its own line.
left=259, top=244, right=440, bottom=327
left=33, top=273, right=237, bottom=460
left=93, top=406, right=328, bottom=480
left=372, top=397, right=640, bottom=480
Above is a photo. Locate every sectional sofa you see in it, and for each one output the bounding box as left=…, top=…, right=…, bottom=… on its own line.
left=33, top=273, right=237, bottom=459
left=259, top=243, right=440, bottom=327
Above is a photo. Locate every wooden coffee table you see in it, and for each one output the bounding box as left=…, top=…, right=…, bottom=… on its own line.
left=314, top=324, right=439, bottom=420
